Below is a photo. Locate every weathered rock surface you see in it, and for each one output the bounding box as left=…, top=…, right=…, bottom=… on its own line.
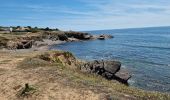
left=115, top=68, right=132, bottom=83
left=97, top=34, right=114, bottom=40
left=65, top=31, right=93, bottom=40
left=0, top=30, right=114, bottom=50
left=81, top=60, right=131, bottom=84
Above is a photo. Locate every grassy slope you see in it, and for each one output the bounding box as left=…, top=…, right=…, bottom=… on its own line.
left=0, top=50, right=169, bottom=100
left=0, top=32, right=170, bottom=100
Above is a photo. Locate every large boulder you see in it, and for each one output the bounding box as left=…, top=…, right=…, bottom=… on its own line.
left=58, top=34, right=68, bottom=41
left=81, top=60, right=131, bottom=84
left=104, top=61, right=121, bottom=74
left=81, top=60, right=121, bottom=78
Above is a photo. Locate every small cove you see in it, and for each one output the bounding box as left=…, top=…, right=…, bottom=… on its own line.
left=50, top=26, right=170, bottom=92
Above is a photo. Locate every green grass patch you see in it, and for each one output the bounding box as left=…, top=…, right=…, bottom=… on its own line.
left=18, top=83, right=37, bottom=98
left=0, top=60, right=12, bottom=64
left=17, top=57, right=53, bottom=69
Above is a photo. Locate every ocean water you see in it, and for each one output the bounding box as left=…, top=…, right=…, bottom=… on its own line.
left=50, top=26, right=170, bottom=92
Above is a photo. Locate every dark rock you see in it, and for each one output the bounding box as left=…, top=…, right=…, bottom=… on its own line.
left=98, top=34, right=114, bottom=40
left=7, top=40, right=33, bottom=49
left=16, top=40, right=33, bottom=49
left=58, top=34, right=68, bottom=41
left=81, top=60, right=121, bottom=77
left=102, top=72, right=114, bottom=79
left=65, top=31, right=92, bottom=40
left=104, top=61, right=121, bottom=74
left=98, top=36, right=105, bottom=40
left=115, top=68, right=132, bottom=83
left=81, top=60, right=131, bottom=84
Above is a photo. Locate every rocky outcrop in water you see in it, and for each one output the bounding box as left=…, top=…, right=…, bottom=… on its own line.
left=97, top=34, right=114, bottom=40
left=65, top=31, right=93, bottom=40
left=37, top=51, right=131, bottom=84
left=81, top=60, right=131, bottom=84
left=0, top=28, right=114, bottom=50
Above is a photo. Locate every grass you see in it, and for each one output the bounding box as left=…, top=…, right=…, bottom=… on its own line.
left=19, top=83, right=37, bottom=98
left=0, top=60, right=12, bottom=64
left=15, top=51, right=170, bottom=100
left=37, top=51, right=76, bottom=66
left=63, top=51, right=75, bottom=59
left=59, top=65, right=170, bottom=100
left=17, top=51, right=70, bottom=69
left=17, top=57, right=53, bottom=69
left=11, top=32, right=28, bottom=35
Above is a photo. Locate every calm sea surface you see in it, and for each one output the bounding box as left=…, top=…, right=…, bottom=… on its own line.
left=50, top=27, right=170, bottom=92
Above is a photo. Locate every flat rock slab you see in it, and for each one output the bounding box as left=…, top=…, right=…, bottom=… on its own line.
left=115, top=68, right=132, bottom=83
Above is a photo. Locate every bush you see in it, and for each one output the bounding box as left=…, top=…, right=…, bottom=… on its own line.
left=55, top=28, right=59, bottom=31
left=30, top=29, right=39, bottom=33
left=0, top=28, right=4, bottom=31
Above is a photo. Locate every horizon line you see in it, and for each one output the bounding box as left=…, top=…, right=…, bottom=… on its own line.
left=1, top=25, right=170, bottom=32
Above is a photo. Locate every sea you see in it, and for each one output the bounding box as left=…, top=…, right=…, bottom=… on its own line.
left=50, top=26, right=170, bottom=92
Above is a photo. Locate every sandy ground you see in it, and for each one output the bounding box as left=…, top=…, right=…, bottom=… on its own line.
left=0, top=51, right=106, bottom=100
left=1, top=39, right=66, bottom=53
left=32, top=39, right=66, bottom=51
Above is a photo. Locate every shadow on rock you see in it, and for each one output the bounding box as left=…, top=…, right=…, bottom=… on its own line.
left=81, top=60, right=131, bottom=85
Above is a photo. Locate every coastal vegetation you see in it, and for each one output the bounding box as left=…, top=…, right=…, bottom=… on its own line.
left=0, top=50, right=169, bottom=99
left=0, top=26, right=169, bottom=100
left=0, top=26, right=113, bottom=49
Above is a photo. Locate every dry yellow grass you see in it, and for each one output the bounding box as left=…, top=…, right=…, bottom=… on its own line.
left=0, top=50, right=169, bottom=100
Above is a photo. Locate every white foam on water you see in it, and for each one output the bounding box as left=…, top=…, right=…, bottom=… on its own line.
left=128, top=79, right=135, bottom=85
left=121, top=65, right=126, bottom=68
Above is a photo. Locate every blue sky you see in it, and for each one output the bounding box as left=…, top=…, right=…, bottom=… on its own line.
left=0, top=0, right=170, bottom=31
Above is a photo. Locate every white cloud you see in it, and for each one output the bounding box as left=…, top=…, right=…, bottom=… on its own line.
left=1, top=0, right=170, bottom=30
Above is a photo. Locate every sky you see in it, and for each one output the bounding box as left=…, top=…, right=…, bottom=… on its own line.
left=0, top=0, right=170, bottom=31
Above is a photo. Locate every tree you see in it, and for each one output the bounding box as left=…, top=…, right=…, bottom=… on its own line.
left=45, top=27, right=50, bottom=31
left=30, top=27, right=39, bottom=33
left=55, top=28, right=59, bottom=31
left=27, top=26, right=32, bottom=29
left=16, top=26, right=21, bottom=29
left=34, top=27, right=38, bottom=29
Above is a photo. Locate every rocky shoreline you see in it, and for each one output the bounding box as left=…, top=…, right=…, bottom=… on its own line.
left=1, top=31, right=131, bottom=84
left=0, top=29, right=131, bottom=84
left=1, top=27, right=170, bottom=99
left=1, top=31, right=113, bottom=50
left=81, top=60, right=131, bottom=84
